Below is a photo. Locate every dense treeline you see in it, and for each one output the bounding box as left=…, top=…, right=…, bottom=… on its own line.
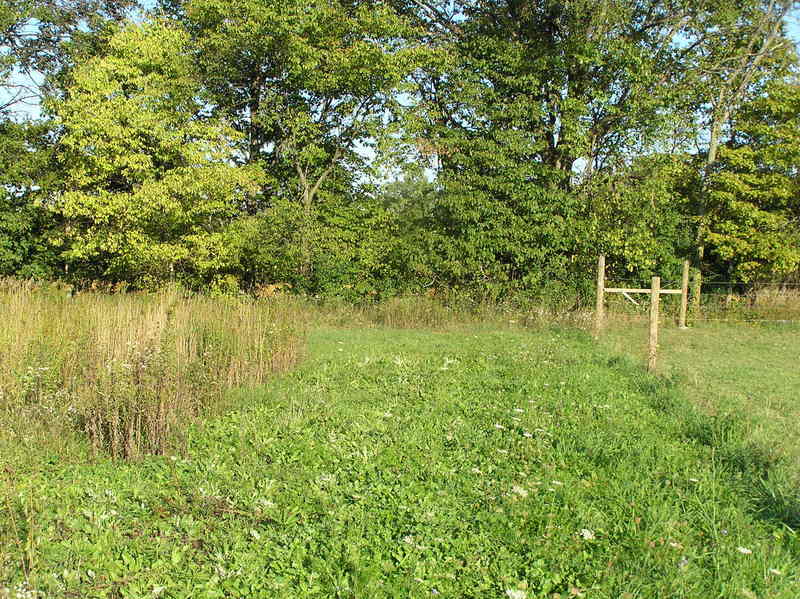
left=1, top=0, right=799, bottom=302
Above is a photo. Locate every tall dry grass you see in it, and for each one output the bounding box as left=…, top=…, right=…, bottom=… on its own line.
left=309, top=294, right=594, bottom=331
left=0, top=280, right=306, bottom=459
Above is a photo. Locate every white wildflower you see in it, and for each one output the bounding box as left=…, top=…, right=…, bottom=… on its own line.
left=505, top=590, right=527, bottom=599
left=579, top=529, right=595, bottom=540
left=494, top=423, right=506, bottom=430
left=511, top=485, right=529, bottom=498
left=737, top=547, right=753, bottom=555
left=440, top=357, right=458, bottom=370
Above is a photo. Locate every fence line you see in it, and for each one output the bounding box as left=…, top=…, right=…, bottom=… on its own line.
left=595, top=255, right=800, bottom=372
left=606, top=315, right=799, bottom=324
left=607, top=279, right=800, bottom=287
left=595, top=257, right=691, bottom=372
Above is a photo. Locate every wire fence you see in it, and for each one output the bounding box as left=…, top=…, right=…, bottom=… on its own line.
left=604, top=293, right=800, bottom=325
left=607, top=314, right=799, bottom=324
left=609, top=279, right=800, bottom=288
left=598, top=258, right=800, bottom=329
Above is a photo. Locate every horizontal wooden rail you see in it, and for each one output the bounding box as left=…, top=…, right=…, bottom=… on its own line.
left=604, top=288, right=683, bottom=295
left=595, top=256, right=693, bottom=371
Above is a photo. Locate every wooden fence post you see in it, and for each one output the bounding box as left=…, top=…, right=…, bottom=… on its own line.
left=679, top=260, right=690, bottom=329
left=595, top=255, right=605, bottom=334
left=648, top=276, right=660, bottom=372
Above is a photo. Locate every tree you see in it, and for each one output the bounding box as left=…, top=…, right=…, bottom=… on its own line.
left=400, top=0, right=728, bottom=189
left=684, top=0, right=794, bottom=304
left=394, top=0, right=798, bottom=298
left=52, top=20, right=264, bottom=287
left=584, top=154, right=695, bottom=281
left=391, top=1, right=719, bottom=295
left=170, top=0, right=428, bottom=276
left=703, top=78, right=800, bottom=281
left=1, top=0, right=139, bottom=114
left=0, top=120, right=59, bottom=277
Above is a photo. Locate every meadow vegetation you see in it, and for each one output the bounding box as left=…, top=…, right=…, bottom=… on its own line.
left=3, top=2, right=800, bottom=595
left=0, top=280, right=304, bottom=461
left=1, top=286, right=799, bottom=597
left=602, top=317, right=800, bottom=479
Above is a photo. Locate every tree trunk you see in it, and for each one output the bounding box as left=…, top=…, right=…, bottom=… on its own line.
left=295, top=152, right=341, bottom=281
left=693, top=112, right=724, bottom=315
left=296, top=169, right=313, bottom=280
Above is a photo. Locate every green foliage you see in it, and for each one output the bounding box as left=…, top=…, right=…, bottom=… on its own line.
left=379, top=169, right=438, bottom=219
left=221, top=194, right=409, bottom=298
left=404, top=0, right=723, bottom=187
left=704, top=79, right=800, bottom=281
left=426, top=141, right=595, bottom=301
left=52, top=20, right=264, bottom=287
left=586, top=155, right=695, bottom=281
left=1, top=0, right=138, bottom=113
left=0, top=191, right=55, bottom=278
left=2, top=0, right=799, bottom=299
left=181, top=0, right=427, bottom=203
left=0, top=120, right=59, bottom=277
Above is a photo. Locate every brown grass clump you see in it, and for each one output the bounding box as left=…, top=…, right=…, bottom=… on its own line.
left=0, top=280, right=306, bottom=459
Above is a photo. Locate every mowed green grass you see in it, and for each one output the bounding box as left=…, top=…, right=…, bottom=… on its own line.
left=2, top=326, right=799, bottom=598
left=602, top=321, right=800, bottom=473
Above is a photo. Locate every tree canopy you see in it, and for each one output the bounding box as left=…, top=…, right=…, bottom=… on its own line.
left=0, top=0, right=798, bottom=299
left=52, top=20, right=264, bottom=286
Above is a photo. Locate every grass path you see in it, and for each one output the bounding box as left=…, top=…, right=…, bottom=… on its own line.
left=602, top=322, right=800, bottom=471
left=2, top=327, right=799, bottom=598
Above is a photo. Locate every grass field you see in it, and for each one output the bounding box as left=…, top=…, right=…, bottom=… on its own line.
left=2, top=294, right=800, bottom=598
left=602, top=319, right=800, bottom=476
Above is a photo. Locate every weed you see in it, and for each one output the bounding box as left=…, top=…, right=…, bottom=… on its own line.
left=0, top=281, right=305, bottom=459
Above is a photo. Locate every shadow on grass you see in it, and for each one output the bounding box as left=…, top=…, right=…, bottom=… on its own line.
left=753, top=478, right=800, bottom=532
left=604, top=351, right=800, bottom=532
